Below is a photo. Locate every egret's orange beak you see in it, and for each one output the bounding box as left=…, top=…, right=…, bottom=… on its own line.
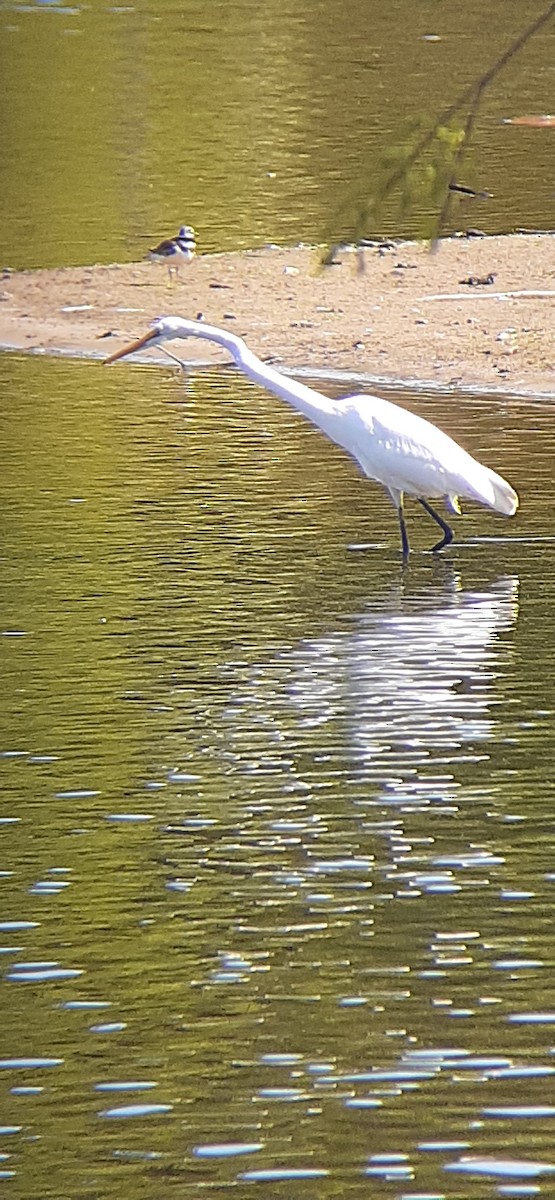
left=103, top=328, right=156, bottom=364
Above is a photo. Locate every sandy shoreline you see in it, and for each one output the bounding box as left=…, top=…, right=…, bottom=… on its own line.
left=1, top=233, right=554, bottom=396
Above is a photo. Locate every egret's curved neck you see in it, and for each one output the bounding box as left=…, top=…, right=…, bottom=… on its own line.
left=184, top=321, right=339, bottom=424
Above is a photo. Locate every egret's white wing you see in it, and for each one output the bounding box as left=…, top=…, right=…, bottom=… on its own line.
left=339, top=395, right=517, bottom=515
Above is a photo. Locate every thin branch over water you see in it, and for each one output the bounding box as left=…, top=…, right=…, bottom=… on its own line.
left=322, top=2, right=555, bottom=266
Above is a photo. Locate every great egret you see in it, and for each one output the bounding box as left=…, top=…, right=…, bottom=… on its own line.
left=149, top=225, right=196, bottom=281
left=104, top=316, right=518, bottom=557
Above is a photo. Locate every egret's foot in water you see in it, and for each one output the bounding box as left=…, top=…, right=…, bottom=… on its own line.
left=418, top=498, right=454, bottom=553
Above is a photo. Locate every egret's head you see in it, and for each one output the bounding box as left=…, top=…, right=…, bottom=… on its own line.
left=103, top=316, right=196, bottom=364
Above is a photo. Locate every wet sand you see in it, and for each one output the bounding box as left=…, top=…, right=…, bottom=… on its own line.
left=1, top=233, right=553, bottom=395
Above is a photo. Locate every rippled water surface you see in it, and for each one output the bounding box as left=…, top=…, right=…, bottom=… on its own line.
left=1, top=352, right=555, bottom=1196
left=2, top=0, right=555, bottom=1192
left=0, top=0, right=554, bottom=267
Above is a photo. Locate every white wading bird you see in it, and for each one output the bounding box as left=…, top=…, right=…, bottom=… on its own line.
left=105, top=317, right=518, bottom=557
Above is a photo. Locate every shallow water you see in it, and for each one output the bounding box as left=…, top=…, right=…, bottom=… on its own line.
left=1, top=353, right=555, bottom=1196
left=0, top=0, right=553, bottom=268
left=2, top=1, right=555, bottom=1192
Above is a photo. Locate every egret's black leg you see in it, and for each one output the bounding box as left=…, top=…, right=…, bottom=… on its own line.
left=418, top=498, right=454, bottom=553
left=398, top=505, right=410, bottom=559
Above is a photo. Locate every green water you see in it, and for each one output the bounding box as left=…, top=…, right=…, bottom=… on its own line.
left=0, top=0, right=553, bottom=268
left=1, top=352, right=555, bottom=1197
left=2, top=0, right=555, bottom=1194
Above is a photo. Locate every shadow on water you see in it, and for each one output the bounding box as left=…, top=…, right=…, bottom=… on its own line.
left=1, top=356, right=555, bottom=1196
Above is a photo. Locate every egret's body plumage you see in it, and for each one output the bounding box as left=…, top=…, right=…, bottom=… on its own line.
left=335, top=393, right=517, bottom=516
left=105, top=316, right=518, bottom=557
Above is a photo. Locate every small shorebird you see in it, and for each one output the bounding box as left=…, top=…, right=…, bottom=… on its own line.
left=149, top=224, right=196, bottom=281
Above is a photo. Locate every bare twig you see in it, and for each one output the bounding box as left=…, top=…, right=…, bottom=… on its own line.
left=322, top=2, right=555, bottom=264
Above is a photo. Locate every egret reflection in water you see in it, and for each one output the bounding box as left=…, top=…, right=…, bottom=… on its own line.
left=215, top=573, right=519, bottom=807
